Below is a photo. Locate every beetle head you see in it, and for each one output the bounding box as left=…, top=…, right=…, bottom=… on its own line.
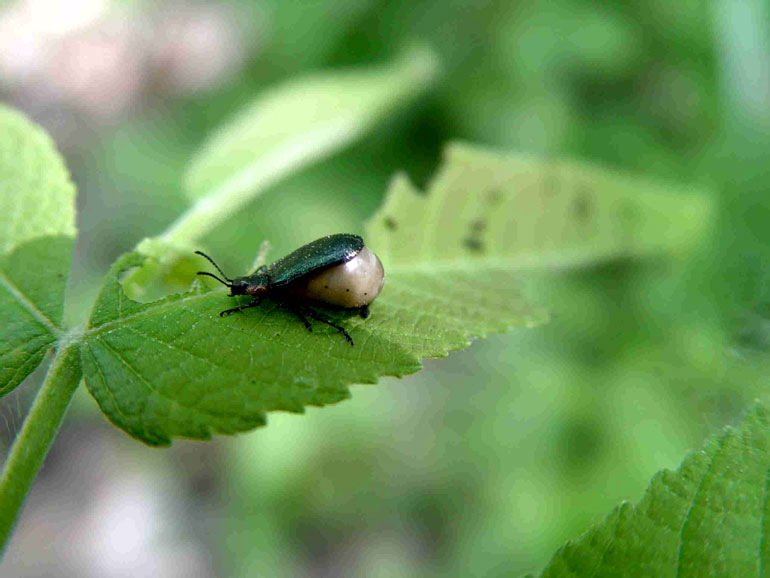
left=228, top=277, right=267, bottom=296
left=227, top=278, right=248, bottom=295
left=195, top=251, right=270, bottom=296
left=231, top=271, right=269, bottom=296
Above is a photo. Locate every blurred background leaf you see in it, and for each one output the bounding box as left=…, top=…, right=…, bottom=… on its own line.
left=0, top=106, right=75, bottom=395
left=1, top=0, right=769, bottom=576
left=0, top=106, right=75, bottom=255
left=369, top=143, right=712, bottom=272
left=541, top=401, right=770, bottom=577
left=183, top=45, right=437, bottom=204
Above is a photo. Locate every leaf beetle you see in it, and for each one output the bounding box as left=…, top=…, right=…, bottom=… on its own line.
left=195, top=233, right=384, bottom=346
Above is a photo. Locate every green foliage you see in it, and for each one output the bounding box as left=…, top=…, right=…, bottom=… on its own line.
left=3, top=1, right=769, bottom=572
left=0, top=106, right=76, bottom=395
left=540, top=401, right=770, bottom=577
left=74, top=143, right=710, bottom=445
left=183, top=45, right=438, bottom=204
left=0, top=45, right=448, bottom=548
left=0, top=239, right=72, bottom=395
left=0, top=106, right=75, bottom=254
left=368, top=144, right=712, bottom=272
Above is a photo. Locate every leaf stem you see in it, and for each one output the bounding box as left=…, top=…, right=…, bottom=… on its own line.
left=160, top=118, right=358, bottom=246
left=0, top=344, right=82, bottom=553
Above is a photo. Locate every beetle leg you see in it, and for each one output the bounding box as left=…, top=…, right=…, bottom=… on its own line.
left=302, top=307, right=354, bottom=347
left=271, top=300, right=313, bottom=332
left=219, top=296, right=263, bottom=317
left=359, top=305, right=370, bottom=319
left=282, top=303, right=313, bottom=332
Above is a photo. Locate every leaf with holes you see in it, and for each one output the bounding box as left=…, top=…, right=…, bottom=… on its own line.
left=0, top=106, right=76, bottom=396
left=79, top=143, right=711, bottom=445
left=539, top=401, right=770, bottom=577
left=368, top=143, right=712, bottom=273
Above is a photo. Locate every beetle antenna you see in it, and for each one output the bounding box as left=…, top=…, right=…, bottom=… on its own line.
left=196, top=271, right=232, bottom=287
left=195, top=251, right=232, bottom=282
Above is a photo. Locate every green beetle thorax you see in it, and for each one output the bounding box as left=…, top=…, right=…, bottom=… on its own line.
left=229, top=270, right=270, bottom=296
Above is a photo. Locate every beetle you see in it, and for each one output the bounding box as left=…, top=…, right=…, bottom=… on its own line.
left=195, top=233, right=385, bottom=346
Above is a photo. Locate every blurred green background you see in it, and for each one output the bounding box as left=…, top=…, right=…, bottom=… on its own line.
left=2, top=0, right=770, bottom=576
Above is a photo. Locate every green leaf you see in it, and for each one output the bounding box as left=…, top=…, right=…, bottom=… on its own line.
left=183, top=45, right=438, bottom=203
left=0, top=106, right=76, bottom=254
left=0, top=238, right=72, bottom=395
left=80, top=143, right=710, bottom=445
left=166, top=45, right=439, bottom=243
left=368, top=143, right=712, bottom=273
left=539, top=401, right=770, bottom=577
left=0, top=106, right=76, bottom=395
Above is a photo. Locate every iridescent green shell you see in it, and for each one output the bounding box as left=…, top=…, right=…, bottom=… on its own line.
left=262, top=233, right=363, bottom=287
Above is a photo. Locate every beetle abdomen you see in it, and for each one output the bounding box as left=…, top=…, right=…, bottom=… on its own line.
left=284, top=247, right=384, bottom=308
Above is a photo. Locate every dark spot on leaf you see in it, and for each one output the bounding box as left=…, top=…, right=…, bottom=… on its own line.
left=470, top=219, right=486, bottom=233
left=384, top=217, right=398, bottom=230
left=57, top=273, right=64, bottom=280
left=486, top=189, right=503, bottom=205
left=572, top=190, right=592, bottom=224
left=464, top=238, right=484, bottom=253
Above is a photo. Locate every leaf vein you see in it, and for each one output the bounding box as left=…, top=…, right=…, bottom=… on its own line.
left=120, top=325, right=245, bottom=382
left=0, top=270, right=61, bottom=336
left=86, top=292, right=216, bottom=336
left=82, top=341, right=137, bottom=436
left=674, top=448, right=721, bottom=577
left=590, top=504, right=625, bottom=576
left=96, top=337, right=222, bottom=421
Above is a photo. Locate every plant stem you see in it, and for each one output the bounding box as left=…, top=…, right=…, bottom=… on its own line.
left=0, top=344, right=82, bottom=553
left=159, top=118, right=358, bottom=247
